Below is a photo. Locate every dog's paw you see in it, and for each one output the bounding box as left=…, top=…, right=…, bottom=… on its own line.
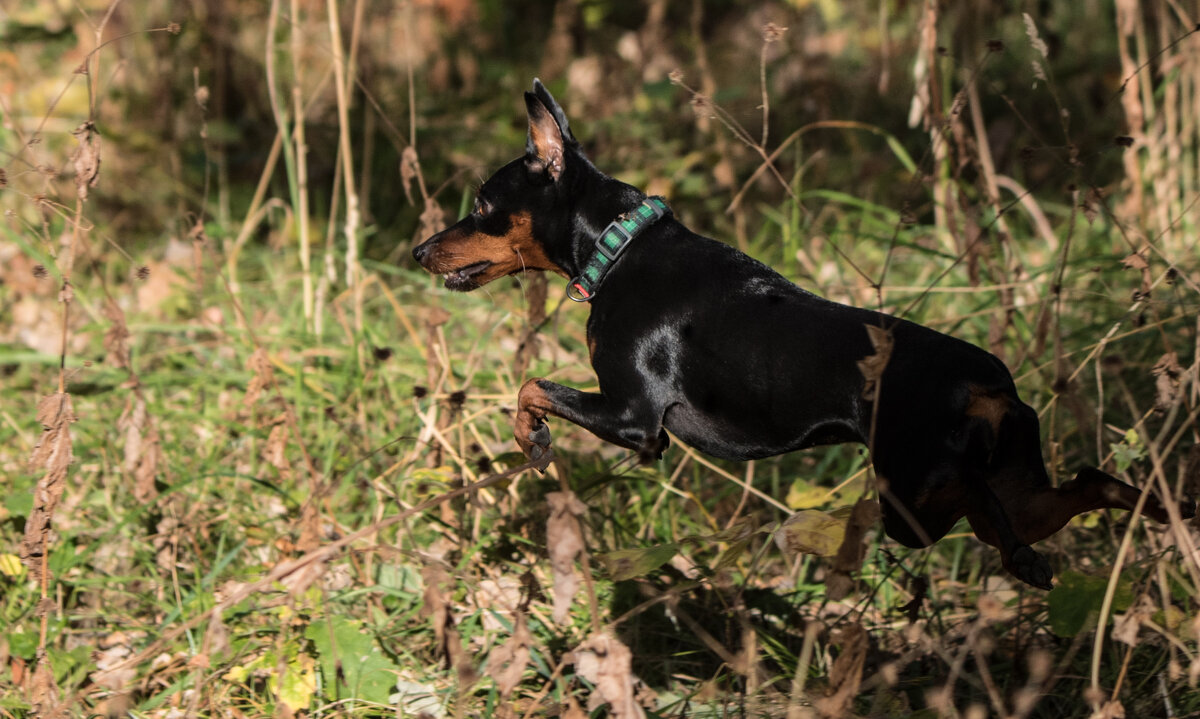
left=515, top=418, right=554, bottom=472
left=1009, top=545, right=1054, bottom=590
left=528, top=422, right=552, bottom=454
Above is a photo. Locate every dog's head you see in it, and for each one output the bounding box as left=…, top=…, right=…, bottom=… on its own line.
left=412, top=79, right=582, bottom=291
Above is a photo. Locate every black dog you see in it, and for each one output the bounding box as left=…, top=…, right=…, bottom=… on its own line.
left=413, top=79, right=1192, bottom=589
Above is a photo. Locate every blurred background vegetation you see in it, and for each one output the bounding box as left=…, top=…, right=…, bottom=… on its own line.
left=1, top=0, right=1198, bottom=717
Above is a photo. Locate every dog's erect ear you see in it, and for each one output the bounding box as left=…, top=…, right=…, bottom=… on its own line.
left=532, top=78, right=575, bottom=144
left=525, top=79, right=577, bottom=182
left=525, top=90, right=566, bottom=181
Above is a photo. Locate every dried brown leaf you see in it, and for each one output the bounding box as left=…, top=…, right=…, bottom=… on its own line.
left=23, top=393, right=76, bottom=581
left=813, top=623, right=867, bottom=719
left=422, top=564, right=463, bottom=668
left=419, top=197, right=446, bottom=238
left=102, top=299, right=131, bottom=369
left=1120, top=253, right=1148, bottom=270
left=30, top=651, right=63, bottom=718
left=571, top=633, right=646, bottom=719
left=118, top=394, right=145, bottom=475
left=400, top=146, right=420, bottom=205
left=1111, top=610, right=1141, bottom=647
left=243, top=348, right=273, bottom=409
left=263, top=418, right=290, bottom=476
left=1151, top=352, right=1183, bottom=413
left=1112, top=596, right=1154, bottom=646
left=485, top=611, right=533, bottom=698
left=117, top=393, right=160, bottom=503
left=546, top=491, right=588, bottom=624
left=826, top=497, right=880, bottom=601
left=153, top=516, right=178, bottom=571
left=132, top=424, right=162, bottom=504
left=1031, top=302, right=1053, bottom=360
left=205, top=612, right=231, bottom=657
left=1121, top=252, right=1152, bottom=298
left=71, top=122, right=101, bottom=200
left=295, top=501, right=321, bottom=553
left=857, top=324, right=893, bottom=401
left=1081, top=187, right=1101, bottom=225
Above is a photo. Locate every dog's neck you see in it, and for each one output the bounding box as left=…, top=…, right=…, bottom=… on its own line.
left=564, top=165, right=649, bottom=275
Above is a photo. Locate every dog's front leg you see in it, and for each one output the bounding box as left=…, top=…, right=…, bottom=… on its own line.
left=516, top=378, right=667, bottom=463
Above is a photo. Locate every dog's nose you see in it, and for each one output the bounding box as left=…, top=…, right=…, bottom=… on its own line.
left=412, top=240, right=431, bottom=264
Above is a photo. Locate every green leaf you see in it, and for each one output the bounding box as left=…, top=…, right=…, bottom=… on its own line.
left=4, top=488, right=33, bottom=520
left=306, top=616, right=403, bottom=704
left=599, top=543, right=679, bottom=582
left=7, top=631, right=38, bottom=660
left=1047, top=570, right=1134, bottom=637
left=775, top=510, right=846, bottom=558
left=714, top=536, right=754, bottom=570
left=1110, top=428, right=1146, bottom=473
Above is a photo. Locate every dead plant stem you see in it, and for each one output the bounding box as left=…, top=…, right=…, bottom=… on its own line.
left=326, top=0, right=363, bottom=335
left=291, top=0, right=314, bottom=329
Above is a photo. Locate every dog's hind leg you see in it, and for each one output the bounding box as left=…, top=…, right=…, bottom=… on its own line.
left=989, top=465, right=1194, bottom=545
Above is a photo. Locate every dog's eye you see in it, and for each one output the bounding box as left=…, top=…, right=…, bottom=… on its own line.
left=474, top=197, right=491, bottom=217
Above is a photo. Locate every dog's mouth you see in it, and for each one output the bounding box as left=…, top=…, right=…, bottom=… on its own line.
left=442, top=261, right=493, bottom=291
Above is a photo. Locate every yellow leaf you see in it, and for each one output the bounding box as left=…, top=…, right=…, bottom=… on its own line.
left=786, top=478, right=828, bottom=509
left=411, top=466, right=456, bottom=484
left=776, top=510, right=846, bottom=557
left=0, top=553, right=25, bottom=577
left=272, top=651, right=316, bottom=712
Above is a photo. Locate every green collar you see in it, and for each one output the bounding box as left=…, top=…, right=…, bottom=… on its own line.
left=566, top=196, right=671, bottom=302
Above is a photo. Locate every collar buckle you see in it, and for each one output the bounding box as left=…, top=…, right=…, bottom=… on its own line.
left=595, top=222, right=634, bottom=261
left=566, top=196, right=671, bottom=303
